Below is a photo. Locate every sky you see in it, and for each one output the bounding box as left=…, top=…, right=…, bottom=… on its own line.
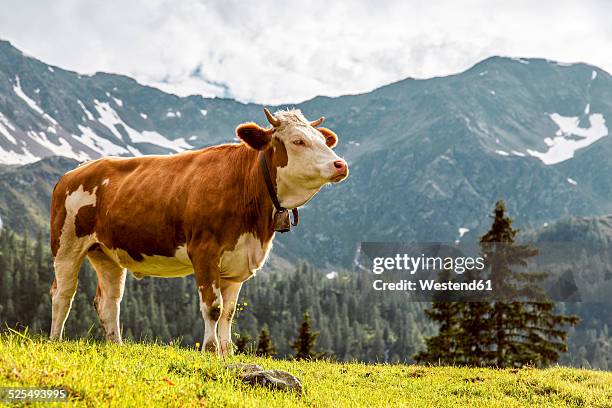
left=1, top=0, right=611, bottom=104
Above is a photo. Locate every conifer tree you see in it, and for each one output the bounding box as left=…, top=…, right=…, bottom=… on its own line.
left=291, top=312, right=322, bottom=360
left=480, top=201, right=579, bottom=367
left=414, top=269, right=465, bottom=364
left=256, top=327, right=277, bottom=357
left=416, top=201, right=579, bottom=367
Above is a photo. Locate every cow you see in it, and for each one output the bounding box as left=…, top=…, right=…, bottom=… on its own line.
left=49, top=108, right=348, bottom=355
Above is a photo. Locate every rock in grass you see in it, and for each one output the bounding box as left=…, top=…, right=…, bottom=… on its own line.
left=225, top=363, right=264, bottom=374
left=240, top=369, right=302, bottom=393
left=226, top=364, right=302, bottom=393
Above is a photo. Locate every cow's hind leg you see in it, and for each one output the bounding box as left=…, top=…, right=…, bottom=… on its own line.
left=87, top=247, right=127, bottom=343
left=50, top=255, right=86, bottom=340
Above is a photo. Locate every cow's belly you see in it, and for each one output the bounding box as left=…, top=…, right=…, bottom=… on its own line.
left=219, top=232, right=272, bottom=282
left=101, top=245, right=194, bottom=278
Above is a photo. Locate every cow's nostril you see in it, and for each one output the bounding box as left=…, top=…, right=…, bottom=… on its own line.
left=334, top=160, right=346, bottom=170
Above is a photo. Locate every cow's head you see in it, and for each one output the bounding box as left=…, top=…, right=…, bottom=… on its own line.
left=236, top=108, right=349, bottom=208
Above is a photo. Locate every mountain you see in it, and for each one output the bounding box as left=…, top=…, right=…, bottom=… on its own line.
left=527, top=214, right=612, bottom=245
left=0, top=156, right=78, bottom=234
left=1, top=40, right=611, bottom=268
left=0, top=40, right=264, bottom=164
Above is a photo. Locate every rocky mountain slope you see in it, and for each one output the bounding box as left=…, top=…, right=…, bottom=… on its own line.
left=1, top=40, right=611, bottom=267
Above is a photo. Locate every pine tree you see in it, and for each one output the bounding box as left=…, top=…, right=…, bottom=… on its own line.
left=256, top=327, right=277, bottom=357
left=414, top=268, right=465, bottom=364
left=416, top=201, right=579, bottom=367
left=291, top=312, right=322, bottom=360
left=479, top=200, right=579, bottom=367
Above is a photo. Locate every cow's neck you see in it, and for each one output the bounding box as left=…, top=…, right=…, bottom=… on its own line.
left=237, top=145, right=277, bottom=239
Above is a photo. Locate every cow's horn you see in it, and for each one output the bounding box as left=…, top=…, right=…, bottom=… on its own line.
left=264, top=108, right=281, bottom=127
left=310, top=116, right=325, bottom=127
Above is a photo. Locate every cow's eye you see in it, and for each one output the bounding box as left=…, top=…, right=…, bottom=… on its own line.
left=292, top=139, right=306, bottom=146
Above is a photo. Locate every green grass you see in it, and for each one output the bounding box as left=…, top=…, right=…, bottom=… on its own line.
left=1, top=332, right=610, bottom=407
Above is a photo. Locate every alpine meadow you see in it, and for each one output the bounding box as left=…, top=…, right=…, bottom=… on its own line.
left=1, top=4, right=612, bottom=405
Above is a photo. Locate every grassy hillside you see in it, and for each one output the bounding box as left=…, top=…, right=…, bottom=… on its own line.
left=0, top=333, right=610, bottom=407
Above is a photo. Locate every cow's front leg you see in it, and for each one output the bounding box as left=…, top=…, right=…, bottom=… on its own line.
left=190, top=247, right=223, bottom=354
left=218, top=280, right=242, bottom=356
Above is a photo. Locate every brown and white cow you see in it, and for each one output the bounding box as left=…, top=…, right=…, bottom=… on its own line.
left=49, top=108, right=348, bottom=355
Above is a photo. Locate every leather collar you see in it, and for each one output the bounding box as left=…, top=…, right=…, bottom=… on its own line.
left=258, top=150, right=298, bottom=233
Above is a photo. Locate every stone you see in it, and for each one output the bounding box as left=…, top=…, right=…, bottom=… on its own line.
left=226, top=363, right=303, bottom=393
left=240, top=369, right=303, bottom=393
left=225, top=363, right=264, bottom=374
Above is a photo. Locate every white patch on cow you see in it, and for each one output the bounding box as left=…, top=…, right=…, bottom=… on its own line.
left=102, top=244, right=193, bottom=279
left=56, top=185, right=99, bottom=261
left=101, top=178, right=110, bottom=186
left=219, top=232, right=273, bottom=282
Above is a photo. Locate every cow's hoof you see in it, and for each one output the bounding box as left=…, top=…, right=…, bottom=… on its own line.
left=203, top=341, right=219, bottom=354
left=219, top=341, right=235, bottom=357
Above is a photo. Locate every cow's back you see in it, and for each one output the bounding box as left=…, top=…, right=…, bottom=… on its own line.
left=51, top=153, right=198, bottom=259
left=50, top=145, right=260, bottom=265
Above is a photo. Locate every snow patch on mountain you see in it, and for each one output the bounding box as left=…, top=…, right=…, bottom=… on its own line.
left=27, top=131, right=89, bottom=161
left=166, top=110, right=181, bottom=118
left=0, top=145, right=39, bottom=165
left=93, top=100, right=192, bottom=152
left=326, top=271, right=338, bottom=279
left=74, top=125, right=130, bottom=157
left=13, top=76, right=58, bottom=125
left=94, top=100, right=127, bottom=141
left=527, top=113, right=608, bottom=165
left=0, top=113, right=17, bottom=144
left=77, top=100, right=95, bottom=121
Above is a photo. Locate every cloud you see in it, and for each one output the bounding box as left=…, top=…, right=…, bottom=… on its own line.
left=1, top=0, right=611, bottom=104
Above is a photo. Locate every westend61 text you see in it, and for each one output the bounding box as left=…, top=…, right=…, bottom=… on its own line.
left=373, top=279, right=493, bottom=292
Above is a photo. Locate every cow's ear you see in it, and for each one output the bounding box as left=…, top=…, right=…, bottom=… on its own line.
left=318, top=127, right=338, bottom=148
left=236, top=122, right=273, bottom=150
